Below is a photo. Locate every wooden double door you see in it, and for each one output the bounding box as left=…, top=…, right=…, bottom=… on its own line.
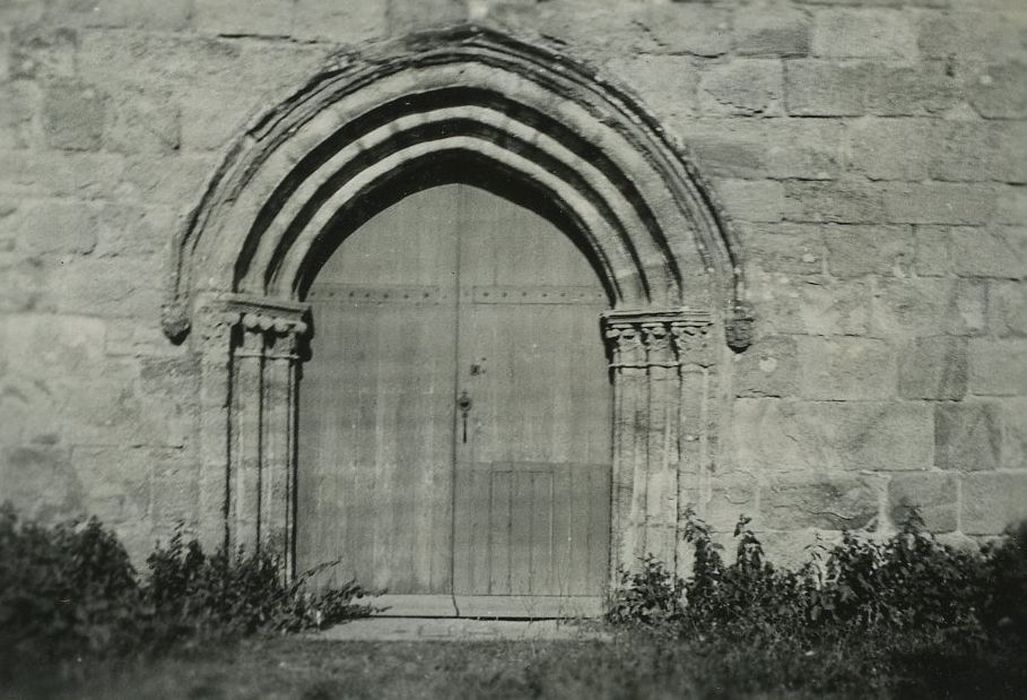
left=296, top=185, right=611, bottom=617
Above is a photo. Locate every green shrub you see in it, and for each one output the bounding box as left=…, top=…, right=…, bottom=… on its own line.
left=0, top=504, right=376, bottom=675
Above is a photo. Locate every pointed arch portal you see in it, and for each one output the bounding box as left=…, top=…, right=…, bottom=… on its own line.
left=165, top=25, right=750, bottom=615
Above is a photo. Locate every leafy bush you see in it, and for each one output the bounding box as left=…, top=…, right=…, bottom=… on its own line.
left=0, top=504, right=376, bottom=676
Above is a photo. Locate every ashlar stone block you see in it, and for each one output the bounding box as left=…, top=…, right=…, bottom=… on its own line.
left=969, top=339, right=1027, bottom=397
left=698, top=59, right=783, bottom=116
left=761, top=475, right=878, bottom=531
left=898, top=337, right=968, bottom=401
left=43, top=82, right=106, bottom=151
left=888, top=473, right=958, bottom=532
left=824, top=224, right=913, bottom=276
left=735, top=5, right=810, bottom=57
left=798, top=336, right=896, bottom=401
left=989, top=281, right=1027, bottom=337
left=812, top=9, right=918, bottom=61
left=733, top=335, right=799, bottom=399
left=962, top=472, right=1027, bottom=535
left=934, top=403, right=1002, bottom=472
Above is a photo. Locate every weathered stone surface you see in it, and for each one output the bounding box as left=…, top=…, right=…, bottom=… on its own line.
left=388, top=0, right=466, bottom=34
left=0, top=254, right=51, bottom=313
left=846, top=118, right=932, bottom=182
left=634, top=5, right=732, bottom=57
left=934, top=403, right=1002, bottom=472
left=706, top=477, right=758, bottom=533
left=0, top=149, right=125, bottom=199
left=72, top=445, right=152, bottom=525
left=863, top=62, right=962, bottom=116
left=293, top=0, right=388, bottom=42
left=0, top=445, right=82, bottom=523
left=43, top=82, right=106, bottom=151
left=749, top=273, right=871, bottom=336
left=918, top=10, right=1027, bottom=65
left=733, top=399, right=933, bottom=473
left=104, top=88, right=182, bottom=154
left=783, top=181, right=886, bottom=224
left=9, top=24, right=76, bottom=81
left=44, top=0, right=193, bottom=30
left=995, top=185, right=1027, bottom=226
left=740, top=223, right=824, bottom=275
left=604, top=56, right=698, bottom=123
left=969, top=339, right=1027, bottom=396
left=119, top=154, right=218, bottom=205
left=193, top=0, right=294, bottom=36
left=888, top=473, right=957, bottom=532
left=914, top=226, right=950, bottom=277
left=735, top=5, right=810, bottom=57
left=968, top=62, right=1027, bottom=119
left=962, top=472, right=1027, bottom=535
left=715, top=178, right=785, bottom=223
left=12, top=200, right=100, bottom=255
left=929, top=122, right=1027, bottom=184
left=0, top=81, right=42, bottom=150
left=989, top=281, right=1027, bottom=337
left=949, top=226, right=1027, bottom=279
left=812, top=9, right=917, bottom=60
left=698, top=59, right=783, bottom=116
left=784, top=60, right=868, bottom=116
left=733, top=335, right=799, bottom=399
left=824, top=224, right=913, bottom=276
left=1001, top=398, right=1027, bottom=470
left=882, top=183, right=997, bottom=225
left=761, top=475, right=879, bottom=530
left=898, top=337, right=968, bottom=401
left=798, top=336, right=895, bottom=400
left=871, top=278, right=987, bottom=337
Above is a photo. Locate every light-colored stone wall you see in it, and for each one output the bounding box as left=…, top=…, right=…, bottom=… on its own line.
left=1, top=0, right=1025, bottom=564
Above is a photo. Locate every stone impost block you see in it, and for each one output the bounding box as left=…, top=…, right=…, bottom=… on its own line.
left=935, top=403, right=1002, bottom=472
left=969, top=62, right=1027, bottom=119
left=824, top=224, right=913, bottom=276
left=13, top=200, right=100, bottom=255
left=798, top=336, right=896, bottom=401
left=735, top=6, right=810, bottom=57
left=750, top=273, right=871, bottom=336
left=888, top=472, right=958, bottom=532
left=733, top=399, right=933, bottom=474
left=871, top=278, right=987, bottom=338
left=961, top=472, right=1027, bottom=535
left=698, top=59, right=783, bottom=116
left=950, top=226, right=1027, bottom=280
left=989, top=281, right=1027, bottom=337
left=969, top=339, right=1027, bottom=397
left=898, top=337, right=968, bottom=401
left=43, top=82, right=106, bottom=151
left=761, top=475, right=878, bottom=531
left=733, top=335, right=799, bottom=399
left=812, top=9, right=917, bottom=60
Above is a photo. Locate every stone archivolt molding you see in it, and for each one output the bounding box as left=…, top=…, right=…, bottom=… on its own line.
left=171, top=26, right=742, bottom=581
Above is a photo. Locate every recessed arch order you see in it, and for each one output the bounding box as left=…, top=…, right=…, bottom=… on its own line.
left=166, top=25, right=751, bottom=579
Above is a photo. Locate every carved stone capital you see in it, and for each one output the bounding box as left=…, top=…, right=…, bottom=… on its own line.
left=192, top=293, right=311, bottom=358
left=670, top=320, right=713, bottom=365
left=602, top=309, right=714, bottom=368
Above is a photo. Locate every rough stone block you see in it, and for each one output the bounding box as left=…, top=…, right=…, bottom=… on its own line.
left=604, top=56, right=698, bottom=123
left=798, top=336, right=896, bottom=400
left=735, top=6, right=810, bottom=57
left=864, top=62, right=962, bottom=116
left=292, top=0, right=388, bottom=43
left=44, top=0, right=192, bottom=30
left=193, top=0, right=294, bottom=36
left=989, top=281, right=1027, bottom=337
left=761, top=475, right=879, bottom=530
left=783, top=181, right=885, bottom=223
left=950, top=226, right=1027, bottom=279
left=43, top=82, right=106, bottom=151
left=733, top=335, right=800, bottom=399
left=898, top=337, right=968, bottom=401
left=698, top=59, right=783, bottom=116
left=52, top=256, right=163, bottom=320
left=706, top=477, right=758, bottom=533
left=105, top=89, right=182, bottom=154
left=784, top=60, right=868, bottom=116
left=824, top=224, right=913, bottom=276
left=388, top=0, right=466, bottom=34
left=962, top=472, right=1027, bottom=535
left=636, top=5, right=732, bottom=57
left=740, top=223, right=824, bottom=275
left=996, top=185, right=1027, bottom=226
left=871, top=278, right=987, bottom=337
left=0, top=81, right=42, bottom=150
left=72, top=446, right=152, bottom=525
left=913, top=225, right=950, bottom=277
left=881, top=183, right=996, bottom=225
left=94, top=204, right=180, bottom=258
left=0, top=254, right=51, bottom=313
left=969, top=339, right=1027, bottom=397
left=750, top=273, right=871, bottom=336
left=120, top=153, right=219, bottom=205
left=0, top=445, right=81, bottom=523
left=9, top=24, right=76, bottom=81
left=812, top=9, right=917, bottom=60
left=715, top=179, right=785, bottom=223
left=733, top=399, right=933, bottom=473
left=888, top=473, right=958, bottom=532
left=13, top=200, right=100, bottom=255
left=929, top=122, right=1027, bottom=184
left=935, top=403, right=1002, bottom=472
left=0, top=149, right=125, bottom=200
left=918, top=10, right=1027, bottom=65
left=1001, top=398, right=1027, bottom=470
left=968, top=62, right=1027, bottom=119
left=846, top=118, right=932, bottom=181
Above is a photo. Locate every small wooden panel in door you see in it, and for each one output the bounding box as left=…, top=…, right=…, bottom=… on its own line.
left=452, top=187, right=612, bottom=608
left=296, top=187, right=459, bottom=595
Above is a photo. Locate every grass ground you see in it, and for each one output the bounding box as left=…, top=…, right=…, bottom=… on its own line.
left=5, top=630, right=1026, bottom=700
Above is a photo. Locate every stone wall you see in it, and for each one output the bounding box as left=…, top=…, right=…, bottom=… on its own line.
left=1, top=0, right=1025, bottom=565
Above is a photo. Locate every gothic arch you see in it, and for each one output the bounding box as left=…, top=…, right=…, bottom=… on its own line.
left=168, top=25, right=748, bottom=581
